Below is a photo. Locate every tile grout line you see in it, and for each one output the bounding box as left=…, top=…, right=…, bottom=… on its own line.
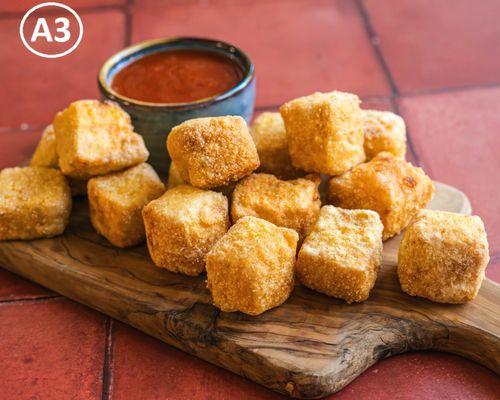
left=124, top=0, right=134, bottom=47
left=389, top=97, right=422, bottom=168
left=400, top=81, right=500, bottom=98
left=354, top=0, right=399, bottom=96
left=354, top=0, right=425, bottom=167
left=101, top=318, right=114, bottom=400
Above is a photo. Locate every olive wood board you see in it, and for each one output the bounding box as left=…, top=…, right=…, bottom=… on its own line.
left=0, top=182, right=498, bottom=399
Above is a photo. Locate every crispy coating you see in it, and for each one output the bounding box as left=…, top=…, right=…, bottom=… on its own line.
left=206, top=216, right=298, bottom=316
left=0, top=167, right=71, bottom=240
left=30, top=125, right=59, bottom=168
left=88, top=163, right=165, bottom=248
left=398, top=210, right=489, bottom=303
left=142, top=185, right=229, bottom=276
left=167, top=116, right=260, bottom=188
left=54, top=100, right=149, bottom=179
left=328, top=152, right=434, bottom=240
left=231, top=173, right=321, bottom=238
left=362, top=109, right=406, bottom=160
left=296, top=206, right=383, bottom=303
left=167, top=162, right=235, bottom=199
left=29, top=125, right=88, bottom=196
left=167, top=162, right=185, bottom=189
left=280, top=91, right=365, bottom=175
left=251, top=112, right=303, bottom=179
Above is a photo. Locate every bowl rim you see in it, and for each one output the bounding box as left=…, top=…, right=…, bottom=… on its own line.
left=98, top=36, right=255, bottom=110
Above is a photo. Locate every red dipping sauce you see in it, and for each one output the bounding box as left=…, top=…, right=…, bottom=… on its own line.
left=111, top=49, right=243, bottom=104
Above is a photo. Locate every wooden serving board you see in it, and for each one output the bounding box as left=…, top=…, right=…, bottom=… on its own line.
left=0, top=182, right=498, bottom=398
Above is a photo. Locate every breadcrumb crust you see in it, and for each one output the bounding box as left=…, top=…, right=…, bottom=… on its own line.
left=0, top=167, right=72, bottom=240
left=88, top=163, right=165, bottom=248
left=296, top=206, right=383, bottom=303
left=328, top=152, right=434, bottom=240
left=206, top=216, right=298, bottom=315
left=231, top=173, right=321, bottom=238
left=142, top=185, right=229, bottom=276
left=167, top=116, right=259, bottom=188
left=280, top=91, right=365, bottom=175
left=251, top=112, right=303, bottom=179
left=54, top=100, right=149, bottom=179
left=398, top=210, right=489, bottom=303
left=362, top=109, right=406, bottom=160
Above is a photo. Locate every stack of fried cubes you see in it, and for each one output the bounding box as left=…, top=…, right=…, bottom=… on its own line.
left=0, top=91, right=489, bottom=316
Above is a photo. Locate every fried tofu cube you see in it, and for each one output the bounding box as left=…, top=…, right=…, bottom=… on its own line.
left=251, top=112, right=303, bottom=179
left=88, top=163, right=164, bottom=248
left=296, top=206, right=383, bottom=303
left=167, top=162, right=185, bottom=189
left=54, top=100, right=149, bottom=179
left=206, top=216, right=298, bottom=315
left=280, top=91, right=365, bottom=175
left=328, top=152, right=434, bottom=240
left=0, top=167, right=71, bottom=240
left=231, top=173, right=321, bottom=239
left=168, top=162, right=236, bottom=199
left=167, top=116, right=260, bottom=188
left=362, top=109, right=406, bottom=160
left=30, top=125, right=88, bottom=196
left=398, top=210, right=489, bottom=303
left=30, top=125, right=59, bottom=168
left=142, top=185, right=229, bottom=276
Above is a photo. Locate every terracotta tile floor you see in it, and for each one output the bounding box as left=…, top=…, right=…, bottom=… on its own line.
left=0, top=1, right=498, bottom=399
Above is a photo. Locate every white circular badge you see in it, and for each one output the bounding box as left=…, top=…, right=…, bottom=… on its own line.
left=19, top=2, right=83, bottom=59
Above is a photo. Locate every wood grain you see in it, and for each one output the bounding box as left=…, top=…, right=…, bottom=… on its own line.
left=0, top=182, right=498, bottom=399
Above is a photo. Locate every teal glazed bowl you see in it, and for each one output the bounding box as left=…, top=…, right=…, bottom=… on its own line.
left=98, top=37, right=256, bottom=175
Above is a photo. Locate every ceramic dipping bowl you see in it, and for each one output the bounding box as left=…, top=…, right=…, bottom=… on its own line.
left=98, top=37, right=255, bottom=176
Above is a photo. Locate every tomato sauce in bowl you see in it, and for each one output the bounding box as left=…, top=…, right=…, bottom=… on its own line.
left=111, top=49, right=243, bottom=104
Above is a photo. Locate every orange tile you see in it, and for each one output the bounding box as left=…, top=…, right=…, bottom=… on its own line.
left=486, top=258, right=500, bottom=283
left=111, top=322, right=284, bottom=400
left=398, top=87, right=500, bottom=254
left=364, top=0, right=500, bottom=93
left=0, top=129, right=43, bottom=168
left=131, top=0, right=390, bottom=107
left=0, top=10, right=125, bottom=128
left=0, top=299, right=105, bottom=399
left=331, top=352, right=499, bottom=400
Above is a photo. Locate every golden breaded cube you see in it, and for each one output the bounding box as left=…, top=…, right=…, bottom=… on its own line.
left=251, top=112, right=303, bottom=179
left=362, top=109, right=406, bottom=160
left=167, top=116, right=260, bottom=188
left=142, top=185, right=229, bottom=276
left=0, top=167, right=71, bottom=240
left=168, top=162, right=236, bottom=199
left=231, top=173, right=321, bottom=239
left=30, top=125, right=59, bottom=168
left=280, top=91, right=365, bottom=175
left=88, top=163, right=164, bottom=248
left=296, top=206, right=383, bottom=303
left=30, top=125, right=88, bottom=196
left=54, top=100, right=149, bottom=179
left=398, top=210, right=489, bottom=303
left=167, top=162, right=185, bottom=189
left=328, top=152, right=434, bottom=240
left=206, top=216, right=298, bottom=315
